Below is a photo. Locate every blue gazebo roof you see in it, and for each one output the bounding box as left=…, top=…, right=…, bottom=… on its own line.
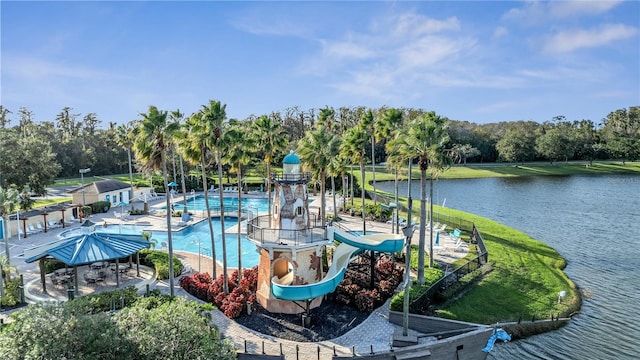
left=283, top=150, right=300, bottom=164
left=25, top=232, right=150, bottom=266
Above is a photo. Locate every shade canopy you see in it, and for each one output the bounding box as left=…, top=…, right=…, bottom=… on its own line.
left=25, top=232, right=150, bottom=266
left=168, top=182, right=178, bottom=187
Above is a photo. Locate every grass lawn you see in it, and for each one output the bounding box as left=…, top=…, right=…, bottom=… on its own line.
left=349, top=161, right=635, bottom=324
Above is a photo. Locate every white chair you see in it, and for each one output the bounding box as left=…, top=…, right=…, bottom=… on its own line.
left=27, top=224, right=39, bottom=235
left=443, top=238, right=465, bottom=252
left=48, top=220, right=62, bottom=229
left=37, top=222, right=45, bottom=231
left=114, top=211, right=122, bottom=220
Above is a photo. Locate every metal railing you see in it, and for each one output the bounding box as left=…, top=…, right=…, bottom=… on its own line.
left=245, top=214, right=328, bottom=246
left=410, top=224, right=489, bottom=313
left=271, top=172, right=311, bottom=183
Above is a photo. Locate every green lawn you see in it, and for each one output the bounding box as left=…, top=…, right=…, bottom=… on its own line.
left=352, top=161, right=633, bottom=324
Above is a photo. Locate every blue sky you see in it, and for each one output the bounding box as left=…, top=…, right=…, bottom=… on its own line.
left=1, top=1, right=638, bottom=126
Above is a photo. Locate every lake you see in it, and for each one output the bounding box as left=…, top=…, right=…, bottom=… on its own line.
left=377, top=174, right=640, bottom=359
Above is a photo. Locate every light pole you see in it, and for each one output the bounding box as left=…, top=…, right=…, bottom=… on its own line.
left=79, top=168, right=91, bottom=206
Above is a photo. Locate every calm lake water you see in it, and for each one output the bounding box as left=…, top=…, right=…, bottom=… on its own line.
left=377, top=174, right=640, bottom=359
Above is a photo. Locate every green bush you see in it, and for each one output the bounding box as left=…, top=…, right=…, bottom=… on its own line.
left=40, top=260, right=68, bottom=274
left=80, top=205, right=92, bottom=217
left=139, top=250, right=182, bottom=279
left=390, top=284, right=430, bottom=312
left=90, top=201, right=111, bottom=214
left=65, top=286, right=139, bottom=314
left=0, top=278, right=21, bottom=307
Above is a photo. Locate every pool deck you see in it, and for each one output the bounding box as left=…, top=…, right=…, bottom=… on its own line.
left=2, top=191, right=469, bottom=359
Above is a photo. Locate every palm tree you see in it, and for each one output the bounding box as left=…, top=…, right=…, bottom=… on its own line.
left=297, top=124, right=339, bottom=228
left=175, top=112, right=219, bottom=280
left=340, top=126, right=369, bottom=233
left=115, top=122, right=135, bottom=208
left=396, top=112, right=451, bottom=283
left=327, top=153, right=346, bottom=220
left=378, top=108, right=404, bottom=232
left=200, top=99, right=231, bottom=294
left=169, top=109, right=189, bottom=213
left=385, top=137, right=405, bottom=234
left=132, top=106, right=179, bottom=296
left=360, top=110, right=377, bottom=205
left=223, top=119, right=255, bottom=279
left=252, top=115, right=287, bottom=225
left=0, top=186, right=20, bottom=268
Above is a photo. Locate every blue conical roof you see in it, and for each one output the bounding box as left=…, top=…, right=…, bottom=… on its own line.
left=283, top=150, right=300, bottom=164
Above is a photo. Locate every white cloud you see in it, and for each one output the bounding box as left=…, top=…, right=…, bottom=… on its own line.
left=502, top=0, right=623, bottom=24
left=493, top=26, right=509, bottom=39
left=300, top=10, right=484, bottom=99
left=543, top=23, right=638, bottom=53
left=548, top=1, right=623, bottom=18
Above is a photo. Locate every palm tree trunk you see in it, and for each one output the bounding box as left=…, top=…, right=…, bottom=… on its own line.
left=237, top=163, right=243, bottom=280
left=162, top=154, right=175, bottom=297
left=320, top=170, right=326, bottom=228
left=267, top=161, right=272, bottom=227
left=429, top=173, right=435, bottom=268
left=179, top=155, right=188, bottom=212
left=417, top=167, right=427, bottom=285
left=341, top=171, right=346, bottom=214
left=371, top=137, right=376, bottom=205
left=127, top=148, right=134, bottom=206
left=360, top=159, right=366, bottom=235
left=350, top=165, right=354, bottom=207
left=217, top=151, right=229, bottom=294
left=394, top=168, right=399, bottom=234
left=201, top=156, right=217, bottom=279
left=331, top=174, right=337, bottom=220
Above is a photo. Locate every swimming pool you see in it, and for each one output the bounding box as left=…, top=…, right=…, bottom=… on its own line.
left=58, top=218, right=259, bottom=268
left=172, top=196, right=269, bottom=213
left=150, top=218, right=259, bottom=268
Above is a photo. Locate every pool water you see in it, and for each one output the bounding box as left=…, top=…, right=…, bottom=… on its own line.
left=172, top=196, right=269, bottom=213
left=58, top=218, right=259, bottom=268
left=150, top=217, right=259, bottom=268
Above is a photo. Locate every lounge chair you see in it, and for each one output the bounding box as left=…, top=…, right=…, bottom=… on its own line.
left=27, top=224, right=40, bottom=235
left=449, top=228, right=462, bottom=239
left=48, top=220, right=62, bottom=229
left=443, top=238, right=465, bottom=252
left=36, top=222, right=45, bottom=232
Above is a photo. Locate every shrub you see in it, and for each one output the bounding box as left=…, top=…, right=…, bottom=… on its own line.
left=0, top=278, right=21, bottom=307
left=90, top=201, right=111, bottom=214
left=65, top=286, right=139, bottom=314
left=139, top=250, right=182, bottom=279
left=179, top=266, right=259, bottom=319
left=335, top=255, right=404, bottom=312
left=389, top=284, right=431, bottom=312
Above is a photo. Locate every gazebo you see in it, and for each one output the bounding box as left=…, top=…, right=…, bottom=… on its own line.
left=24, top=232, right=151, bottom=294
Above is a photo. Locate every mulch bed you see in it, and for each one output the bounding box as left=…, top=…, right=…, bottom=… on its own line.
left=234, top=296, right=369, bottom=342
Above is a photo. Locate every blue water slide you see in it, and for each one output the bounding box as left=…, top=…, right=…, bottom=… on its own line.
left=270, top=227, right=404, bottom=301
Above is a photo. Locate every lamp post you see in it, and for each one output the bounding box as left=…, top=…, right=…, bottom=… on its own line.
left=79, top=168, right=91, bottom=206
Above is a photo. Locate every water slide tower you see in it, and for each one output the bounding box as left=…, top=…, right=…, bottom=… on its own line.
left=250, top=150, right=326, bottom=314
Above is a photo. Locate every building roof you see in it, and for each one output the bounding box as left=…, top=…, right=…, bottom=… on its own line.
left=70, top=179, right=130, bottom=195
left=283, top=150, right=300, bottom=164
left=24, top=232, right=150, bottom=266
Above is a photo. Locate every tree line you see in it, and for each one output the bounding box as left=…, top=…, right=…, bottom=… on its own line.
left=0, top=104, right=637, bottom=196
